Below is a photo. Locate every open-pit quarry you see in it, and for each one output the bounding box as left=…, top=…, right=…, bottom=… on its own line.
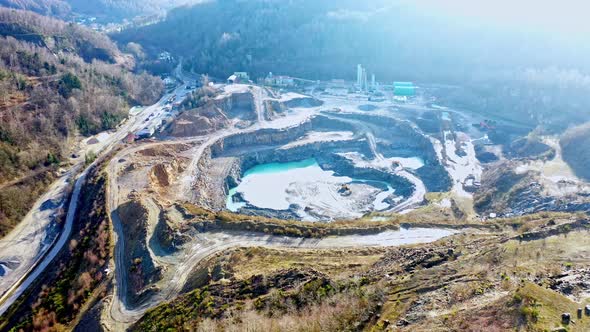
left=98, top=83, right=485, bottom=328
left=5, top=80, right=590, bottom=332
left=71, top=82, right=590, bottom=331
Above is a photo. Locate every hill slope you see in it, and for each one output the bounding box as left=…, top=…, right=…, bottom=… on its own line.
left=115, top=0, right=590, bottom=132
left=0, top=0, right=70, bottom=17
left=0, top=8, right=163, bottom=236
left=115, top=0, right=590, bottom=81
left=561, top=123, right=590, bottom=181
left=0, top=0, right=202, bottom=21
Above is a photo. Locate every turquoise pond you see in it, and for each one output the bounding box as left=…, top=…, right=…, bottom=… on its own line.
left=226, top=158, right=395, bottom=212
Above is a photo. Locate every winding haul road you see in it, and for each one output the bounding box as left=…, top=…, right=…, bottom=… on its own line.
left=106, top=138, right=457, bottom=327
left=103, top=87, right=455, bottom=329
left=0, top=68, right=461, bottom=328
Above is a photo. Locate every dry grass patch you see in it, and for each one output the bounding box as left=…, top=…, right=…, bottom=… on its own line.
left=226, top=247, right=385, bottom=280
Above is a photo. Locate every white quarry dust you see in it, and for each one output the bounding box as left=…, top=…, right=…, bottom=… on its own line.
left=236, top=161, right=351, bottom=210
left=514, top=137, right=590, bottom=197
left=373, top=185, right=397, bottom=210
left=281, top=131, right=355, bottom=149
left=215, top=83, right=251, bottom=99
left=439, top=131, right=482, bottom=198
left=339, top=151, right=424, bottom=170
left=436, top=198, right=453, bottom=208
left=277, top=92, right=309, bottom=102
left=233, top=160, right=383, bottom=220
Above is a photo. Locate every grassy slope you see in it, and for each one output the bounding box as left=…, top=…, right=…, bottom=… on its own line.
left=132, top=213, right=590, bottom=332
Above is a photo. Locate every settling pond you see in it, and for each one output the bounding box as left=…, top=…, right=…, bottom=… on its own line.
left=226, top=158, right=400, bottom=217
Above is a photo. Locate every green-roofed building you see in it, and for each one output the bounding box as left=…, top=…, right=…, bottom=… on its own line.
left=393, top=82, right=416, bottom=97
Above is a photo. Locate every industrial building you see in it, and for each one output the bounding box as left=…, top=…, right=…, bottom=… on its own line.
left=393, top=82, right=416, bottom=97
left=227, top=72, right=250, bottom=84
left=356, top=64, right=375, bottom=93
left=264, top=72, right=296, bottom=87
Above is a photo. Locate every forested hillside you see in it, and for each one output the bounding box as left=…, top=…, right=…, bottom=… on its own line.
left=114, top=0, right=590, bottom=131
left=0, top=8, right=123, bottom=62
left=0, top=0, right=70, bottom=18
left=0, top=8, right=163, bottom=236
left=68, top=0, right=198, bottom=20
left=115, top=0, right=590, bottom=82
left=0, top=0, right=201, bottom=21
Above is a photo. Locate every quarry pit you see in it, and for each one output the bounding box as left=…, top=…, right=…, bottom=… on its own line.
left=102, top=83, right=590, bottom=328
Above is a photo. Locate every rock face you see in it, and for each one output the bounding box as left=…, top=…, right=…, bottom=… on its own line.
left=283, top=96, right=323, bottom=108
left=117, top=199, right=162, bottom=305
left=318, top=112, right=451, bottom=192
left=561, top=123, right=590, bottom=181
left=264, top=99, right=287, bottom=117
left=504, top=137, right=555, bottom=160
left=475, top=162, right=590, bottom=217
left=169, top=91, right=259, bottom=137
left=214, top=92, right=257, bottom=121
left=211, top=120, right=313, bottom=156
left=207, top=113, right=458, bottom=219
left=150, top=159, right=184, bottom=188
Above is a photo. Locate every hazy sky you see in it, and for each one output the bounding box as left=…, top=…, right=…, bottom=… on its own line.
left=413, top=0, right=590, bottom=38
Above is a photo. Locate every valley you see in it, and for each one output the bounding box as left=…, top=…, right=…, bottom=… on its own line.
left=0, top=1, right=590, bottom=332
left=2, top=61, right=590, bottom=331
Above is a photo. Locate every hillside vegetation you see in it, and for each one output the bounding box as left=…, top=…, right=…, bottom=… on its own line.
left=0, top=8, right=163, bottom=236
left=561, top=122, right=590, bottom=181
left=0, top=0, right=70, bottom=17
left=131, top=216, right=590, bottom=332
left=68, top=0, right=199, bottom=21
left=0, top=7, right=121, bottom=62
left=1, top=164, right=111, bottom=331
left=0, top=0, right=202, bottom=21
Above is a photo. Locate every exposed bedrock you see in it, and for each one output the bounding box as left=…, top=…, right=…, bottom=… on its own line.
left=310, top=114, right=360, bottom=132
left=504, top=137, right=555, bottom=160
left=116, top=200, right=162, bottom=306
left=264, top=99, right=287, bottom=118
left=202, top=113, right=454, bottom=218
left=237, top=139, right=371, bottom=171
left=415, top=165, right=452, bottom=193
left=474, top=162, right=590, bottom=217
left=320, top=113, right=451, bottom=192
left=192, top=147, right=241, bottom=209
left=328, top=112, right=439, bottom=162
left=214, top=91, right=257, bottom=121
left=221, top=141, right=415, bottom=219
left=211, top=120, right=313, bottom=156
left=283, top=96, right=324, bottom=108
left=320, top=153, right=415, bottom=198
left=170, top=91, right=260, bottom=138
left=169, top=102, right=230, bottom=137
